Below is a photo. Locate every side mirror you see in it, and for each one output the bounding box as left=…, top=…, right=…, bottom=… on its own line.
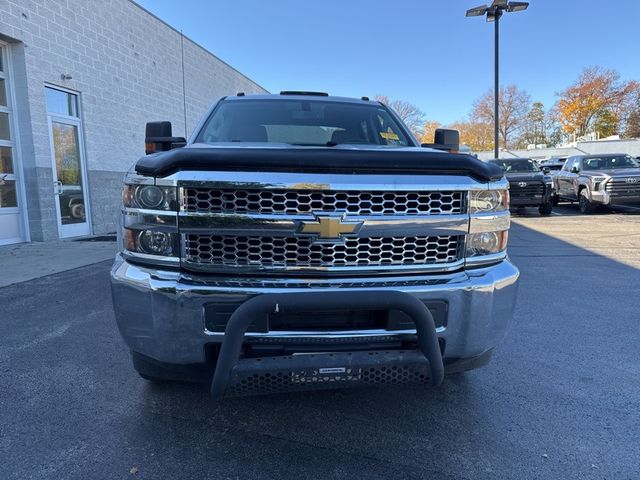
left=421, top=128, right=460, bottom=153
left=570, top=166, right=580, bottom=174
left=145, top=121, right=186, bottom=155
left=542, top=167, right=550, bottom=174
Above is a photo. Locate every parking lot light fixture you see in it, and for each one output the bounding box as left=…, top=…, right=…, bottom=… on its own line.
left=465, top=1, right=529, bottom=159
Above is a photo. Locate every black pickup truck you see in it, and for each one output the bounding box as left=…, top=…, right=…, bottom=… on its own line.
left=489, top=158, right=553, bottom=215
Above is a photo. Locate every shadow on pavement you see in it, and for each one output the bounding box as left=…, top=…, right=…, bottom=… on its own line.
left=1, top=222, right=639, bottom=480
left=510, top=203, right=640, bottom=218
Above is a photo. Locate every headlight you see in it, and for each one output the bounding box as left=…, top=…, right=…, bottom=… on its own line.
left=590, top=176, right=607, bottom=191
left=466, top=231, right=509, bottom=257
left=470, top=189, right=509, bottom=213
left=124, top=228, right=178, bottom=257
left=123, top=185, right=177, bottom=210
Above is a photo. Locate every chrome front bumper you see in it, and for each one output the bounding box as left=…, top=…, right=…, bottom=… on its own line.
left=110, top=255, right=520, bottom=364
left=592, top=190, right=640, bottom=205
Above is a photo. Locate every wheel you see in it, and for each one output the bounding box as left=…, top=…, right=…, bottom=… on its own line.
left=539, top=201, right=553, bottom=216
left=71, top=203, right=85, bottom=220
left=131, top=352, right=212, bottom=384
left=578, top=189, right=595, bottom=214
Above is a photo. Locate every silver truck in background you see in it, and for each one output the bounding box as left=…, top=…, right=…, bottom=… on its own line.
left=554, top=153, right=640, bottom=213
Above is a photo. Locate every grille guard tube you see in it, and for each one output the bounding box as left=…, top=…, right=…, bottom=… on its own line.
left=210, top=290, right=444, bottom=399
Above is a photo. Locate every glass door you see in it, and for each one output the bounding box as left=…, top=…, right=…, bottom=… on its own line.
left=0, top=43, right=26, bottom=245
left=46, top=87, right=91, bottom=238
left=49, top=117, right=90, bottom=237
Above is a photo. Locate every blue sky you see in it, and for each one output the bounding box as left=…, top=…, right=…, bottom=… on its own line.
left=136, top=0, right=640, bottom=125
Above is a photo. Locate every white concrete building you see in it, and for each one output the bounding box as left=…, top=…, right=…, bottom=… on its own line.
left=0, top=0, right=266, bottom=244
left=476, top=138, right=640, bottom=161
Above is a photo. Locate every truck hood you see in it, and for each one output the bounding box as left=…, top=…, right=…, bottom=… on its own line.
left=135, top=143, right=504, bottom=182
left=583, top=168, right=640, bottom=178
left=503, top=172, right=546, bottom=182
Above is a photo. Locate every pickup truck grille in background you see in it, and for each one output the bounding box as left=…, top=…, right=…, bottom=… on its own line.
left=508, top=181, right=545, bottom=197
left=184, top=234, right=463, bottom=269
left=605, top=178, right=640, bottom=197
left=182, top=188, right=465, bottom=216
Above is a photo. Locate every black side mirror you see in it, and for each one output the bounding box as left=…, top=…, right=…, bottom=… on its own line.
left=145, top=121, right=186, bottom=155
left=421, top=128, right=460, bottom=153
left=570, top=166, right=580, bottom=174
left=542, top=167, right=550, bottom=174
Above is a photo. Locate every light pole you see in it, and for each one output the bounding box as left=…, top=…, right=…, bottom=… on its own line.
left=466, top=1, right=529, bottom=159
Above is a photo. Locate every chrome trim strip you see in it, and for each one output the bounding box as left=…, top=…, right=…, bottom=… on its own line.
left=469, top=211, right=510, bottom=234
left=123, top=208, right=178, bottom=232
left=203, top=327, right=446, bottom=338
left=122, top=250, right=180, bottom=267
left=157, top=171, right=491, bottom=190
left=465, top=251, right=507, bottom=267
left=178, top=212, right=470, bottom=236
left=179, top=258, right=466, bottom=275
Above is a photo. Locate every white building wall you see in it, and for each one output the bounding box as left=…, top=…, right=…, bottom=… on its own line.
left=476, top=139, right=640, bottom=161
left=0, top=0, right=266, bottom=241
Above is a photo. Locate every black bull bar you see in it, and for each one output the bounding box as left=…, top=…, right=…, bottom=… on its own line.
left=211, top=290, right=445, bottom=399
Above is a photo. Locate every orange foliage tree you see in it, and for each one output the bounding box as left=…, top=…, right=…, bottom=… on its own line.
left=449, top=120, right=494, bottom=152
left=419, top=120, right=442, bottom=143
left=556, top=67, right=639, bottom=137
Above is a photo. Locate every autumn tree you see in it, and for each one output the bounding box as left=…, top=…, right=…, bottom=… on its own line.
left=419, top=120, right=442, bottom=144
left=520, top=101, right=546, bottom=146
left=449, top=120, right=493, bottom=152
left=556, top=66, right=639, bottom=137
left=470, top=85, right=531, bottom=149
left=626, top=110, right=640, bottom=138
left=622, top=90, right=640, bottom=138
left=374, top=95, right=425, bottom=137
left=594, top=110, right=619, bottom=138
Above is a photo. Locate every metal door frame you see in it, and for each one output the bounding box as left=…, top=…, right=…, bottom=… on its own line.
left=0, top=40, right=29, bottom=245
left=47, top=111, right=92, bottom=238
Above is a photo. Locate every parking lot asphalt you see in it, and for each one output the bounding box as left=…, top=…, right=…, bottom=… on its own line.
left=1, top=204, right=639, bottom=480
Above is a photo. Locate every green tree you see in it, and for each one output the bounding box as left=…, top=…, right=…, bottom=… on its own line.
left=594, top=110, right=619, bottom=138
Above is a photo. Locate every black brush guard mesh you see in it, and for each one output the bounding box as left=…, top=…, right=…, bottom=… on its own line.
left=211, top=291, right=444, bottom=399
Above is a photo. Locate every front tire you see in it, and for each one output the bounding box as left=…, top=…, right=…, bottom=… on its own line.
left=578, top=189, right=595, bottom=214
left=539, top=201, right=553, bottom=216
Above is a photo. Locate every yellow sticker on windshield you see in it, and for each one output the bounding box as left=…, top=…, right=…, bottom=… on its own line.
left=380, top=131, right=399, bottom=141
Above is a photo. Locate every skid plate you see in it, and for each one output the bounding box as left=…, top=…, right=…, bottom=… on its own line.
left=226, top=349, right=432, bottom=397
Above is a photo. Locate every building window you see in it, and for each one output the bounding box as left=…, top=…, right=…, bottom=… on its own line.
left=45, top=87, right=79, bottom=117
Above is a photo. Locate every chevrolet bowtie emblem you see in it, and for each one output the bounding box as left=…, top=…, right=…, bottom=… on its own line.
left=298, top=215, right=362, bottom=240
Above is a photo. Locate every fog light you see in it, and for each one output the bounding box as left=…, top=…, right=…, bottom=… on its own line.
left=137, top=230, right=171, bottom=255
left=466, top=231, right=508, bottom=257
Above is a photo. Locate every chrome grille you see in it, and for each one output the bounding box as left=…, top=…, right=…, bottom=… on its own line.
left=605, top=178, right=640, bottom=197
left=182, top=188, right=465, bottom=216
left=184, top=234, right=463, bottom=269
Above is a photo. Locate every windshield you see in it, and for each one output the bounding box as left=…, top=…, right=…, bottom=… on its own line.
left=195, top=99, right=412, bottom=147
left=490, top=159, right=540, bottom=173
left=582, top=155, right=639, bottom=170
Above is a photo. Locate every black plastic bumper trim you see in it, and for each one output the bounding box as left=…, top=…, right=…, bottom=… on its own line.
left=210, top=290, right=444, bottom=399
